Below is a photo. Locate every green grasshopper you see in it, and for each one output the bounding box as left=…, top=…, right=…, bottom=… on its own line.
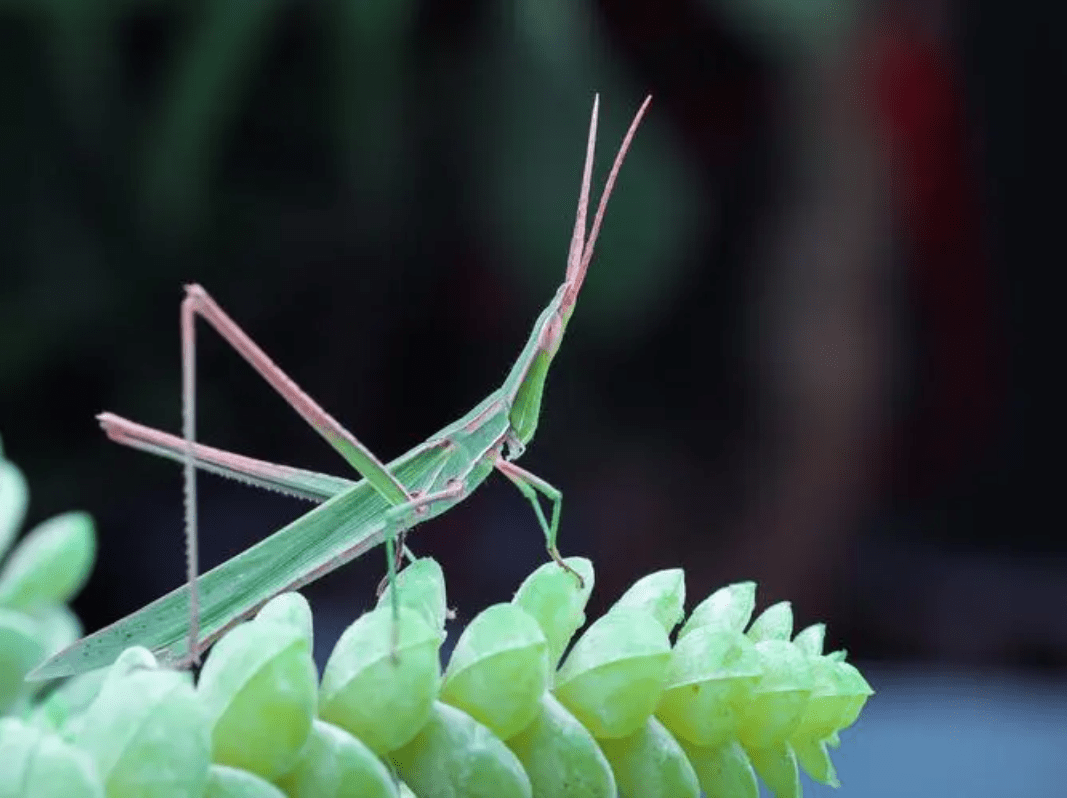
left=32, top=95, right=652, bottom=680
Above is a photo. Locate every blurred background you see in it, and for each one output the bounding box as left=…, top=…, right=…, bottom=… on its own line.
left=1, top=0, right=1064, bottom=792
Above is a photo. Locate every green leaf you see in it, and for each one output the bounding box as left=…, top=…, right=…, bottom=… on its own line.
left=376, top=557, right=449, bottom=638
left=655, top=627, right=760, bottom=748
left=677, top=738, right=758, bottom=798
left=607, top=568, right=685, bottom=635
left=0, top=608, right=46, bottom=714
left=678, top=582, right=756, bottom=639
left=0, top=717, right=104, bottom=798
left=390, top=702, right=532, bottom=798
left=274, top=719, right=398, bottom=798
left=746, top=601, right=792, bottom=643
left=204, top=764, right=286, bottom=798
left=319, top=606, right=441, bottom=756
left=440, top=603, right=549, bottom=741
left=554, top=607, right=671, bottom=739
left=792, top=623, right=825, bottom=656
left=32, top=604, right=83, bottom=658
left=75, top=659, right=211, bottom=798
left=747, top=740, right=800, bottom=798
left=594, top=716, right=700, bottom=798
left=792, top=737, right=838, bottom=787
left=0, top=459, right=29, bottom=561
left=505, top=692, right=617, bottom=798
left=512, top=557, right=593, bottom=673
left=27, top=665, right=109, bottom=736
left=255, top=591, right=314, bottom=651
left=197, top=619, right=318, bottom=780
left=736, top=641, right=812, bottom=750
left=0, top=511, right=96, bottom=610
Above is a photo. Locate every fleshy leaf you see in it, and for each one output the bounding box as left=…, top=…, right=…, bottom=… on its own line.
left=596, top=715, right=700, bottom=798
left=390, top=701, right=532, bottom=798
left=512, top=557, right=594, bottom=672
left=319, top=605, right=441, bottom=755
left=608, top=568, right=685, bottom=635
left=746, top=601, right=792, bottom=643
left=255, top=591, right=313, bottom=651
left=555, top=607, right=672, bottom=739
left=197, top=619, right=318, bottom=780
left=274, top=719, right=398, bottom=798
left=505, top=692, right=617, bottom=798
left=0, top=511, right=96, bottom=610
left=0, top=717, right=104, bottom=798
left=677, top=738, right=759, bottom=798
left=376, top=557, right=449, bottom=638
left=0, top=459, right=29, bottom=561
left=75, top=659, right=211, bottom=798
left=204, top=764, right=286, bottom=798
left=678, top=582, right=756, bottom=639
left=0, top=608, right=46, bottom=713
left=655, top=627, right=761, bottom=747
left=440, top=603, right=548, bottom=740
left=792, top=623, right=825, bottom=656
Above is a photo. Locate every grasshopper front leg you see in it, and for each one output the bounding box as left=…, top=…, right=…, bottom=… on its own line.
left=495, top=459, right=584, bottom=588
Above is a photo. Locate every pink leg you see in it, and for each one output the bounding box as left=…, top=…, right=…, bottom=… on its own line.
left=180, top=285, right=412, bottom=661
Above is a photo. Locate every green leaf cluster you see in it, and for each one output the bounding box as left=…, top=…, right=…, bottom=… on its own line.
left=3, top=546, right=871, bottom=797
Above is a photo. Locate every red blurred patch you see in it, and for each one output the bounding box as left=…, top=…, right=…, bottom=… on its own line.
left=864, top=13, right=1000, bottom=497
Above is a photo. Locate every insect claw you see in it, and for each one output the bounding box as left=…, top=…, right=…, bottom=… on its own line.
left=549, top=546, right=585, bottom=590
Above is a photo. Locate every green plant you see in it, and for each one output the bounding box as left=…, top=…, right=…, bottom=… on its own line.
left=4, top=537, right=871, bottom=797
left=0, top=434, right=97, bottom=718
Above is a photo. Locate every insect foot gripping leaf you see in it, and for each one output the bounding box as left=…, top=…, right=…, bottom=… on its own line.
left=6, top=555, right=871, bottom=798
left=0, top=439, right=97, bottom=715
left=512, top=556, right=595, bottom=674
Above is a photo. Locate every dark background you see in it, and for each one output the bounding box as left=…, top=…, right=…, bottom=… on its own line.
left=1, top=0, right=1063, bottom=693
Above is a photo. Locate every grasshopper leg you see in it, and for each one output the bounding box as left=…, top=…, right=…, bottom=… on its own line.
left=495, top=459, right=584, bottom=588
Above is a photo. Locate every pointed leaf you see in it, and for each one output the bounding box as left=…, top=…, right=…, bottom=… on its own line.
left=608, top=568, right=685, bottom=634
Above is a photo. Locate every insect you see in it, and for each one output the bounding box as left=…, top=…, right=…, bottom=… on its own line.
left=31, top=94, right=652, bottom=680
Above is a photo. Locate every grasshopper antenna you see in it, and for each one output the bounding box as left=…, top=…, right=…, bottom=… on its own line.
left=563, top=94, right=652, bottom=310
